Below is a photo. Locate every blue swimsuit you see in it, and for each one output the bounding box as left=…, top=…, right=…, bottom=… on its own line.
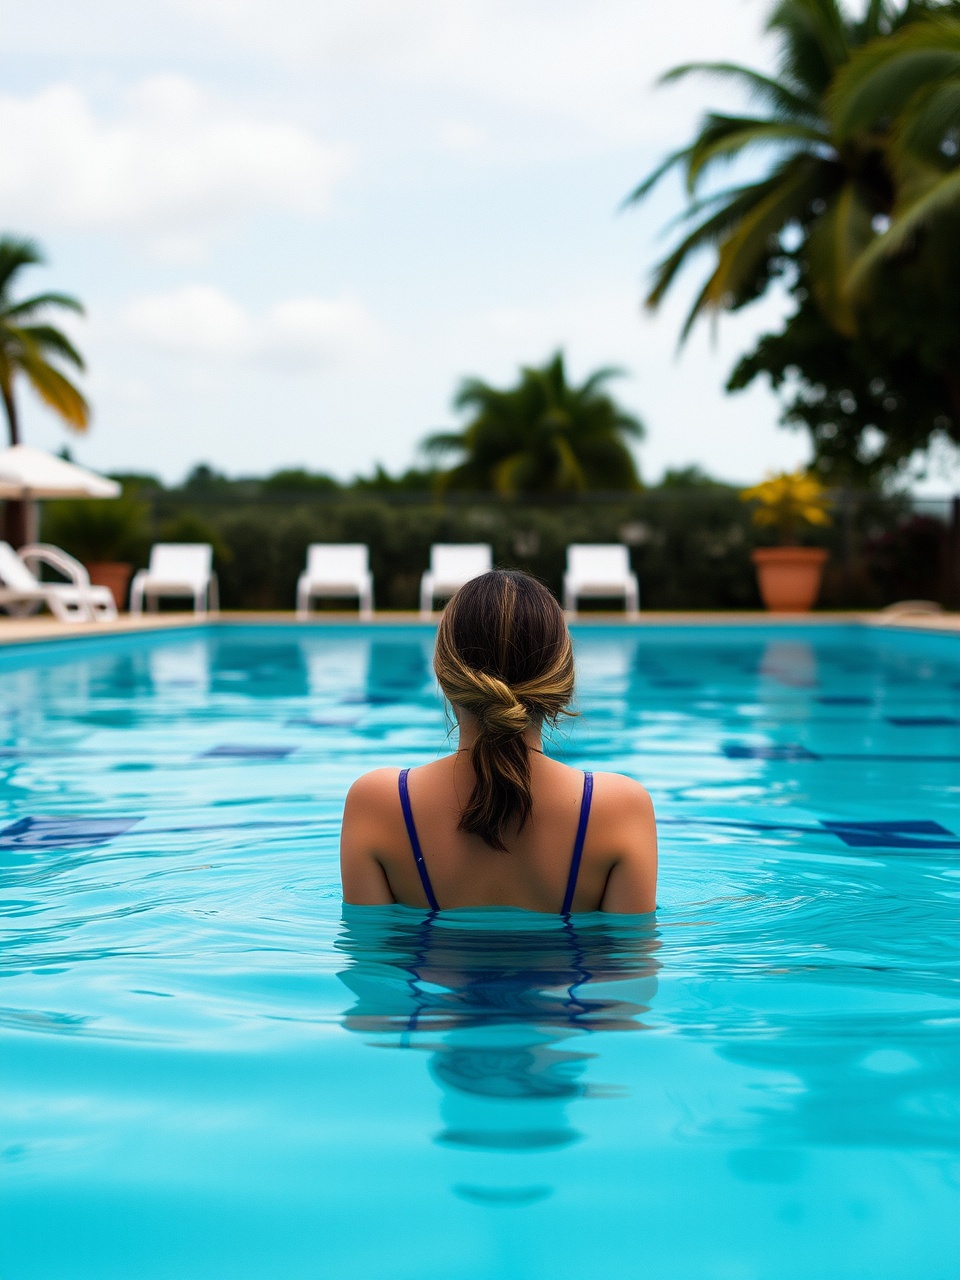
left=397, top=768, right=594, bottom=914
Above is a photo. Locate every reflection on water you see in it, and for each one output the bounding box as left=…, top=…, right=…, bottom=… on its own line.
left=760, top=640, right=818, bottom=690
left=210, top=639, right=309, bottom=698
left=336, top=907, right=658, bottom=1198
left=364, top=640, right=431, bottom=704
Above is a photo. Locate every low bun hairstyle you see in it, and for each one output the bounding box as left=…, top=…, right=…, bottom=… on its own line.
left=434, top=569, right=575, bottom=851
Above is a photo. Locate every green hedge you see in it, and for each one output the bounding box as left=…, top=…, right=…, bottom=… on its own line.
left=40, top=488, right=955, bottom=610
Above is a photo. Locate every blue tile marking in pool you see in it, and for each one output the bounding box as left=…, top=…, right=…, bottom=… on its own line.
left=200, top=744, right=297, bottom=760
left=887, top=716, right=960, bottom=727
left=0, top=816, right=143, bottom=850
left=341, top=694, right=403, bottom=706
left=658, top=815, right=959, bottom=851
left=722, top=743, right=820, bottom=761
left=825, top=752, right=960, bottom=762
left=819, top=819, right=960, bottom=850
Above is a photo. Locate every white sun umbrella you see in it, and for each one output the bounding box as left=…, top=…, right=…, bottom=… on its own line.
left=0, top=445, right=120, bottom=500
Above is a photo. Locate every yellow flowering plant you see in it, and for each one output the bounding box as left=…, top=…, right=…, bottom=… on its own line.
left=739, top=470, right=832, bottom=546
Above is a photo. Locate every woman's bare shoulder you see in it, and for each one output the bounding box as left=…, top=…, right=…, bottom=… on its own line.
left=345, top=767, right=402, bottom=802
left=345, top=758, right=452, bottom=804
left=345, top=768, right=408, bottom=827
left=590, top=770, right=654, bottom=813
left=587, top=771, right=656, bottom=843
left=588, top=772, right=657, bottom=913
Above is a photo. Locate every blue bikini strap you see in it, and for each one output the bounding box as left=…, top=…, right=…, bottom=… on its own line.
left=398, top=769, right=440, bottom=912
left=561, top=771, right=594, bottom=915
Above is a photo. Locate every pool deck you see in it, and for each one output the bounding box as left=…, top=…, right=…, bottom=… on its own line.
left=0, top=608, right=957, bottom=646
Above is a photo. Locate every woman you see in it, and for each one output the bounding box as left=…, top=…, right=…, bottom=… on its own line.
left=340, top=569, right=657, bottom=913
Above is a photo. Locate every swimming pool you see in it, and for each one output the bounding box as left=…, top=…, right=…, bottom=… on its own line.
left=1, top=622, right=957, bottom=1279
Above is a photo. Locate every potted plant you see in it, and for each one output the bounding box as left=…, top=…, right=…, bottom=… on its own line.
left=740, top=471, right=831, bottom=612
left=41, top=492, right=150, bottom=610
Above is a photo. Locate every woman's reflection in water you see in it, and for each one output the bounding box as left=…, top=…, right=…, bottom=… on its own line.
left=336, top=906, right=659, bottom=1202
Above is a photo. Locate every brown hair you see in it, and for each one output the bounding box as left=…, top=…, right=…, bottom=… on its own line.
left=434, top=569, right=575, bottom=851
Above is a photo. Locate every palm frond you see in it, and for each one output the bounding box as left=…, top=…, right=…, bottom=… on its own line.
left=492, top=452, right=529, bottom=496
left=421, top=431, right=465, bottom=457
left=805, top=182, right=876, bottom=333
left=686, top=115, right=831, bottom=189
left=829, top=17, right=960, bottom=139
left=15, top=324, right=86, bottom=370
left=660, top=61, right=820, bottom=117
left=452, top=376, right=501, bottom=411
left=768, top=0, right=852, bottom=97
left=847, top=163, right=960, bottom=292
left=550, top=436, right=588, bottom=492
left=0, top=236, right=44, bottom=296
left=646, top=159, right=829, bottom=309
left=893, top=78, right=960, bottom=159
left=1, top=291, right=85, bottom=321
left=860, top=0, right=896, bottom=41
left=573, top=365, right=623, bottom=396
left=623, top=145, right=695, bottom=205
left=17, top=343, right=89, bottom=430
left=679, top=155, right=831, bottom=334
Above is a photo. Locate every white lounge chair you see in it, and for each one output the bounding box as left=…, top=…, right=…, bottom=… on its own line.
left=130, top=544, right=219, bottom=616
left=419, top=544, right=493, bottom=617
left=297, top=544, right=374, bottom=620
left=0, top=541, right=117, bottom=623
left=563, top=544, right=639, bottom=617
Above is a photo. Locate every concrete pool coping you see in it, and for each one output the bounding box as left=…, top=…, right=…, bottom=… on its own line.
left=0, top=608, right=957, bottom=647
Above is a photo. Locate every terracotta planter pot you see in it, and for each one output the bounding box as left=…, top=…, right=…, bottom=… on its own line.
left=751, top=547, right=828, bottom=613
left=85, top=562, right=133, bottom=611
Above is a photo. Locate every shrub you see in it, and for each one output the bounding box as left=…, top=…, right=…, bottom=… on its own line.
left=53, top=484, right=949, bottom=610
left=41, top=494, right=150, bottom=564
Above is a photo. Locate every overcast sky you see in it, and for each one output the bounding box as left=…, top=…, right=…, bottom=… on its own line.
left=3, top=0, right=956, bottom=490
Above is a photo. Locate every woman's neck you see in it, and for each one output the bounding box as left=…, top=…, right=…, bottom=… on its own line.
left=454, top=713, right=543, bottom=755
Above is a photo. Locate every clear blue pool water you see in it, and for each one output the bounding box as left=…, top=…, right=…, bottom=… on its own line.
left=1, top=622, right=958, bottom=1280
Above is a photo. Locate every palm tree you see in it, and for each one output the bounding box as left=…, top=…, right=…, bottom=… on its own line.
left=424, top=352, right=644, bottom=494
left=626, top=0, right=956, bottom=339
left=0, top=236, right=88, bottom=448
left=827, top=13, right=960, bottom=305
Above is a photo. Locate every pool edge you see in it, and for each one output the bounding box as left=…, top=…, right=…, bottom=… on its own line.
left=1, top=608, right=957, bottom=649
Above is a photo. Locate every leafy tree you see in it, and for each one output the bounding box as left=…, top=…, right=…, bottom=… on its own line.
left=352, top=464, right=441, bottom=493
left=424, top=351, right=644, bottom=494
left=728, top=252, right=958, bottom=479
left=628, top=0, right=960, bottom=477
left=0, top=236, right=88, bottom=447
left=181, top=464, right=232, bottom=495
left=261, top=468, right=341, bottom=495
left=659, top=464, right=728, bottom=488
left=159, top=512, right=231, bottom=563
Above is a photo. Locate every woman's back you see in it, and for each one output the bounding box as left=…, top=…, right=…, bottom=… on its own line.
left=340, top=570, right=657, bottom=915
left=342, top=754, right=655, bottom=913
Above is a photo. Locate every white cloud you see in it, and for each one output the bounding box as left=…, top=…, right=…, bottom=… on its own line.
left=122, top=285, right=377, bottom=368
left=0, top=76, right=352, bottom=257
left=4, top=2, right=773, bottom=147
left=436, top=121, right=489, bottom=154
left=161, top=0, right=772, bottom=145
